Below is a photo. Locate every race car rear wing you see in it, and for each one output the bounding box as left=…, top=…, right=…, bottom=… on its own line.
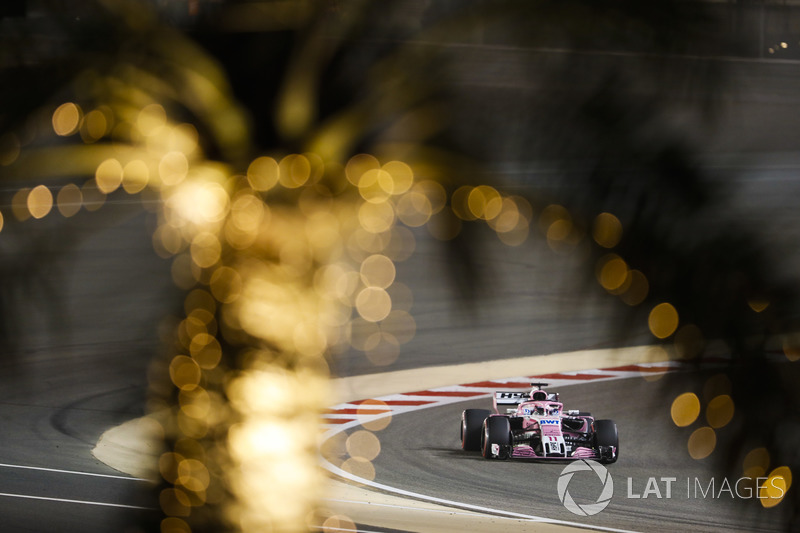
left=494, top=392, right=528, bottom=413
left=493, top=390, right=561, bottom=414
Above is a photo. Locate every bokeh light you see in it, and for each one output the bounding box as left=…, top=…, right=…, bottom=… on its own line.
left=671, top=392, right=700, bottom=427
left=743, top=447, right=770, bottom=479
left=52, top=102, right=82, bottom=136
left=674, top=324, right=705, bottom=359
left=705, top=395, right=734, bottom=428
left=782, top=334, right=800, bottom=362
left=57, top=184, right=83, bottom=217
left=95, top=158, right=124, bottom=194
left=597, top=254, right=628, bottom=292
left=592, top=212, right=623, bottom=248
left=12, top=188, right=31, bottom=221
left=688, top=426, right=716, bottom=459
left=279, top=153, right=311, bottom=189
left=620, top=270, right=649, bottom=306
left=356, top=399, right=392, bottom=431
left=760, top=466, right=792, bottom=508
left=355, top=287, right=392, bottom=322
left=649, top=302, right=679, bottom=339
left=360, top=254, right=396, bottom=289
left=81, top=180, right=106, bottom=211
left=122, top=160, right=151, bottom=194
left=345, top=154, right=380, bottom=186
left=322, top=515, right=357, bottom=533
left=702, top=374, right=731, bottom=403
left=345, top=430, right=381, bottom=461
left=27, top=185, right=53, bottom=219
left=137, top=104, right=167, bottom=136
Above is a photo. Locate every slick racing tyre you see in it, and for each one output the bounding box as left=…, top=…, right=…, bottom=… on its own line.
left=481, top=416, right=511, bottom=459
left=595, top=419, right=619, bottom=464
left=461, top=409, right=491, bottom=451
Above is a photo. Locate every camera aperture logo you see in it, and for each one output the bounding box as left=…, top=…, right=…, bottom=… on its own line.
left=557, top=459, right=614, bottom=516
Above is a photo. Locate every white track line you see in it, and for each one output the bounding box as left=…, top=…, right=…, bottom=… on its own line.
left=310, top=526, right=393, bottom=533
left=0, top=462, right=151, bottom=482
left=0, top=492, right=154, bottom=510
left=323, top=497, right=537, bottom=518
left=324, top=460, right=637, bottom=533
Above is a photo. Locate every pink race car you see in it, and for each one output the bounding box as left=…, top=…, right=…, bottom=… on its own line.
left=460, top=383, right=618, bottom=463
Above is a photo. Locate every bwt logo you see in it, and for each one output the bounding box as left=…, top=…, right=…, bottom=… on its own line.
left=540, top=419, right=560, bottom=425
left=557, top=460, right=614, bottom=516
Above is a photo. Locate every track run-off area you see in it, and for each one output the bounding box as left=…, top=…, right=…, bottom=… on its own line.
left=97, top=345, right=793, bottom=532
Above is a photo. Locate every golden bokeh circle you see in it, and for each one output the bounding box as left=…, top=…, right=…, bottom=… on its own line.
left=364, top=333, right=401, bottom=366
left=137, top=104, right=167, bottom=136
left=592, top=212, right=623, bottom=248
left=358, top=202, right=395, bottom=234
left=322, top=515, right=357, bottom=533
left=279, top=153, right=311, bottom=189
left=782, top=334, right=800, bottom=362
left=620, top=270, right=649, bottom=306
left=341, top=457, right=376, bottom=481
left=705, top=394, right=734, bottom=429
left=95, top=158, right=124, bottom=194
left=382, top=160, right=414, bottom=195
left=360, top=255, right=396, bottom=289
left=357, top=400, right=392, bottom=431
left=247, top=156, right=280, bottom=191
left=743, top=447, right=770, bottom=479
left=27, top=185, right=53, bottom=219
left=345, top=430, right=381, bottom=461
left=649, top=302, right=679, bottom=339
left=674, top=324, right=705, bottom=360
left=355, top=287, right=392, bottom=322
left=760, top=467, right=791, bottom=508
left=190, top=232, right=222, bottom=269
left=122, top=160, right=150, bottom=194
left=159, top=151, right=189, bottom=186
left=687, top=426, right=716, bottom=459
left=169, top=355, right=202, bottom=391
left=670, top=392, right=700, bottom=427
left=52, top=102, right=82, bottom=136
left=597, top=255, right=628, bottom=292
left=702, top=373, right=731, bottom=403
left=345, top=154, right=380, bottom=186
left=160, top=517, right=192, bottom=533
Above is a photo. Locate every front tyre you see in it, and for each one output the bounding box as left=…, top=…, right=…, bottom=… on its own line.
left=461, top=409, right=491, bottom=451
left=481, top=416, right=511, bottom=459
left=595, top=419, right=619, bottom=464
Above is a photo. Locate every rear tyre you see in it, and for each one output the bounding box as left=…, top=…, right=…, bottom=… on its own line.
left=461, top=409, right=491, bottom=451
left=481, top=416, right=512, bottom=459
left=595, top=419, right=619, bottom=464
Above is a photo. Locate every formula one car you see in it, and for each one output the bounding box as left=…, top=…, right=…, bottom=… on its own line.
left=460, top=383, right=618, bottom=463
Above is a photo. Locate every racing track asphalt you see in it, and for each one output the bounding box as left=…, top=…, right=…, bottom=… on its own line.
left=358, top=370, right=792, bottom=533
left=0, top=206, right=173, bottom=532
